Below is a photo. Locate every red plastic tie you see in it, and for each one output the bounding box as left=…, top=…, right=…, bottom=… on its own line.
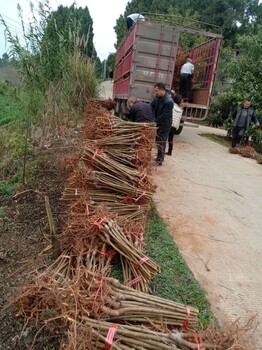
left=106, top=114, right=113, bottom=130
left=91, top=275, right=104, bottom=313
left=193, top=333, right=200, bottom=350
left=129, top=232, right=145, bottom=245
left=95, top=250, right=116, bottom=258
left=135, top=256, right=149, bottom=270
left=134, top=191, right=146, bottom=202
left=105, top=323, right=118, bottom=350
left=61, top=255, right=71, bottom=259
left=92, top=217, right=106, bottom=231
left=85, top=202, right=89, bottom=217
left=89, top=149, right=103, bottom=166
left=121, top=195, right=130, bottom=203
left=126, top=276, right=144, bottom=287
left=180, top=306, right=191, bottom=329
left=138, top=172, right=147, bottom=184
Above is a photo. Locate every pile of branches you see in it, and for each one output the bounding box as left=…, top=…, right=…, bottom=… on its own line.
left=229, top=146, right=262, bottom=164
left=13, top=267, right=255, bottom=350
left=60, top=316, right=256, bottom=350
left=60, top=100, right=157, bottom=291
left=9, top=99, right=255, bottom=349
left=12, top=268, right=198, bottom=329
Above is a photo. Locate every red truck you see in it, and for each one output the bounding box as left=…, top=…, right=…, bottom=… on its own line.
left=113, top=14, right=222, bottom=133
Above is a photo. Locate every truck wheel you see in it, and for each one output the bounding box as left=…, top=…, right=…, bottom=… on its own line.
left=174, top=124, right=184, bottom=135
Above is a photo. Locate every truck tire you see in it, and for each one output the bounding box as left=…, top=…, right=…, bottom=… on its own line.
left=114, top=99, right=130, bottom=120
left=174, top=122, right=184, bottom=135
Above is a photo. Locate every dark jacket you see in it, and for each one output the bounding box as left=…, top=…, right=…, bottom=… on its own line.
left=232, top=106, right=259, bottom=131
left=150, top=93, right=174, bottom=127
left=129, top=101, right=155, bottom=123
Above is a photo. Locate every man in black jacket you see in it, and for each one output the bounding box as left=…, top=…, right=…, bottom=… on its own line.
left=127, top=96, right=155, bottom=123
left=151, top=82, right=174, bottom=165
left=231, top=98, right=260, bottom=147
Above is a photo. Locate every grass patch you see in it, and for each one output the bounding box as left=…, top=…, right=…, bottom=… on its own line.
left=200, top=133, right=231, bottom=147
left=0, top=85, right=27, bottom=127
left=145, top=207, right=216, bottom=327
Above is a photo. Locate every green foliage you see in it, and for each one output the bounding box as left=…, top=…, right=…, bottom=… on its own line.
left=145, top=207, right=216, bottom=327
left=0, top=82, right=27, bottom=126
left=251, top=129, right=262, bottom=153
left=107, top=53, right=116, bottom=72
left=209, top=28, right=262, bottom=152
left=62, top=52, right=99, bottom=113
left=0, top=206, right=5, bottom=219
left=0, top=181, right=19, bottom=197
left=200, top=133, right=231, bottom=147
left=41, top=4, right=97, bottom=85
left=114, top=0, right=261, bottom=48
left=226, top=29, right=262, bottom=108
left=208, top=90, right=238, bottom=127
left=0, top=1, right=99, bottom=194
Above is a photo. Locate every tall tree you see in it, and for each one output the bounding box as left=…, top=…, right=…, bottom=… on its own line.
left=40, top=4, right=97, bottom=83
left=114, top=0, right=260, bottom=48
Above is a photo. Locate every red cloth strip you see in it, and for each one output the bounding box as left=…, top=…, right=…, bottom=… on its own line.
left=105, top=324, right=118, bottom=350
left=135, top=256, right=149, bottom=270
left=180, top=307, right=191, bottom=329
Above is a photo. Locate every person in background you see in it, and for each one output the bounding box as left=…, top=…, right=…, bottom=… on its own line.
left=127, top=96, right=155, bottom=123
left=231, top=98, right=260, bottom=148
left=166, top=94, right=183, bottom=156
left=179, top=58, right=194, bottom=101
left=126, top=13, right=145, bottom=30
left=151, top=82, right=174, bottom=165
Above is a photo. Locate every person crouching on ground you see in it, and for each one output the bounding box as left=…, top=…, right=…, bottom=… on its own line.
left=127, top=96, right=155, bottom=123
left=166, top=94, right=183, bottom=156
left=150, top=82, right=174, bottom=166
left=231, top=98, right=260, bottom=148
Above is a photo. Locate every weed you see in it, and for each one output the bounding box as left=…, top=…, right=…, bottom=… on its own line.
left=0, top=181, right=19, bottom=197
left=0, top=207, right=5, bottom=219
left=200, top=133, right=231, bottom=147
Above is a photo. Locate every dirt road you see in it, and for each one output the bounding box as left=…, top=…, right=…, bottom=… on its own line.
left=100, top=81, right=262, bottom=347
left=154, top=126, right=262, bottom=348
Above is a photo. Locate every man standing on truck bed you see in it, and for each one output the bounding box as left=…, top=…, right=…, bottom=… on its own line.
left=151, top=82, right=174, bottom=166
left=126, top=13, right=145, bottom=30
left=179, top=58, right=194, bottom=101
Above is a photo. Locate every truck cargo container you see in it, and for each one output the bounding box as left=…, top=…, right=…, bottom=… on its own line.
left=113, top=14, right=222, bottom=133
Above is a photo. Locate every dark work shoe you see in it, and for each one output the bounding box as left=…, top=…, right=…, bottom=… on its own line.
left=165, top=152, right=172, bottom=156
left=155, top=160, right=162, bottom=166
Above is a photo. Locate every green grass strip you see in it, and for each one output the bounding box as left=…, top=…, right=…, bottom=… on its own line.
left=145, top=206, right=216, bottom=327
left=200, top=133, right=231, bottom=147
